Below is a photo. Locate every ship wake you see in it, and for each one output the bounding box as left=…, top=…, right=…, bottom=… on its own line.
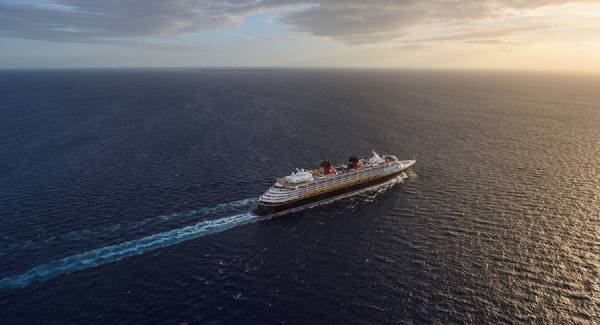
left=0, top=202, right=259, bottom=289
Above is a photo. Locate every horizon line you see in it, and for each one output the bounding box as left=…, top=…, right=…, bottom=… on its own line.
left=1, top=66, right=599, bottom=76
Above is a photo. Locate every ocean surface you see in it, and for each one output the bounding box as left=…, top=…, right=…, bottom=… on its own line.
left=0, top=68, right=599, bottom=323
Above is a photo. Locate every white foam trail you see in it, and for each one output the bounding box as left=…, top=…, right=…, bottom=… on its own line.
left=3, top=198, right=258, bottom=253
left=0, top=212, right=256, bottom=289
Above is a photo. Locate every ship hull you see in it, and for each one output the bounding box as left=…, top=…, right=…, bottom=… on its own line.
left=253, top=170, right=405, bottom=216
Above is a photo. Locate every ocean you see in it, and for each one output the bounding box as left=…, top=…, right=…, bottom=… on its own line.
left=0, top=68, right=599, bottom=323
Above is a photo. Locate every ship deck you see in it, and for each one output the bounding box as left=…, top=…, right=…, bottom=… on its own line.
left=276, top=161, right=393, bottom=189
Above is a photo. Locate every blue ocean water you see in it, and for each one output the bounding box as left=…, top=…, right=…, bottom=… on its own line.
left=1, top=69, right=599, bottom=323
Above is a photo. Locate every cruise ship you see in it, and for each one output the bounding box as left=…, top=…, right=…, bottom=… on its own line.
left=253, top=152, right=415, bottom=216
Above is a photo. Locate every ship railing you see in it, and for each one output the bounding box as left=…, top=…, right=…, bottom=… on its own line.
left=278, top=162, right=391, bottom=189
left=299, top=169, right=387, bottom=194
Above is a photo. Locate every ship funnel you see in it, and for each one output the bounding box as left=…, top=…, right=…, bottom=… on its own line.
left=348, top=156, right=359, bottom=169
left=320, top=160, right=333, bottom=175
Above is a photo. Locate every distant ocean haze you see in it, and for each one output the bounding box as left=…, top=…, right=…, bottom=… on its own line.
left=0, top=69, right=599, bottom=323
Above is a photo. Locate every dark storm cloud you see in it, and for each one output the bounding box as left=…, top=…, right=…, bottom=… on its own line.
left=0, top=0, right=593, bottom=45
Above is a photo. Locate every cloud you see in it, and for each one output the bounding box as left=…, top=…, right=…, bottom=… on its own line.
left=0, top=0, right=261, bottom=43
left=0, top=0, right=594, bottom=46
left=398, top=24, right=556, bottom=45
left=277, top=0, right=595, bottom=44
left=395, top=43, right=429, bottom=51
left=278, top=1, right=495, bottom=44
left=465, top=39, right=531, bottom=46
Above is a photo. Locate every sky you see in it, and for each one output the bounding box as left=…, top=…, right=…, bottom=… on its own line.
left=1, top=0, right=600, bottom=71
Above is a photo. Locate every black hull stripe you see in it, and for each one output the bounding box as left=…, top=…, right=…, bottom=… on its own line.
left=253, top=170, right=404, bottom=216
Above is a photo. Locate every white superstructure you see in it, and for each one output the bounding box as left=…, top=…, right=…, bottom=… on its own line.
left=259, top=152, right=415, bottom=204
left=284, top=169, right=313, bottom=184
